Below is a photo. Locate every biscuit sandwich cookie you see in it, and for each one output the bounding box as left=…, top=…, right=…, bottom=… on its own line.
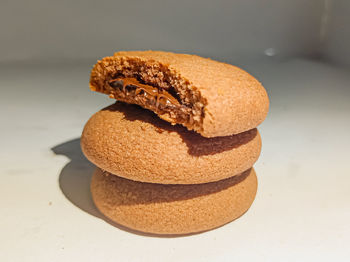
left=80, top=50, right=269, bottom=235
left=90, top=50, right=269, bottom=137
left=91, top=168, right=257, bottom=235
left=81, top=102, right=261, bottom=184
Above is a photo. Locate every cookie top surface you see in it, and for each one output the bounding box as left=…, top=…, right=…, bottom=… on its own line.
left=81, top=102, right=261, bottom=184
left=90, top=50, right=269, bottom=137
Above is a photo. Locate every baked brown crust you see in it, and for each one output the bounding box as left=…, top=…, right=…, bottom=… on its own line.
left=90, top=50, right=269, bottom=137
left=81, top=103, right=262, bottom=184
left=91, top=168, right=257, bottom=235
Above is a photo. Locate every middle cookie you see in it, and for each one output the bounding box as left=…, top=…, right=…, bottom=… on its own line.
left=81, top=102, right=261, bottom=184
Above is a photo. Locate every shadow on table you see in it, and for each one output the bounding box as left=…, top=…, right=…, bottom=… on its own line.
left=51, top=138, right=203, bottom=238
left=51, top=139, right=98, bottom=217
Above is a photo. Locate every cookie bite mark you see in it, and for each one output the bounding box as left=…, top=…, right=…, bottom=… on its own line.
left=107, top=77, right=193, bottom=126
left=90, top=55, right=207, bottom=134
left=109, top=77, right=180, bottom=106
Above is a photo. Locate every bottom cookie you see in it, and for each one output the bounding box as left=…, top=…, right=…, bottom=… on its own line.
left=91, top=168, right=257, bottom=235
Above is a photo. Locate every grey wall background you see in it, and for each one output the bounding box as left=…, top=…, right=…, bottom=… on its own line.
left=0, top=0, right=349, bottom=65
left=323, top=0, right=350, bottom=66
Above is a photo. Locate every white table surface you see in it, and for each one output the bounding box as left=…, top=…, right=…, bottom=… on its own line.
left=1, top=58, right=349, bottom=262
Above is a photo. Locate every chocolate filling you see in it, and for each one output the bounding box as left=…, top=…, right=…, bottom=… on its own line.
left=108, top=77, right=193, bottom=124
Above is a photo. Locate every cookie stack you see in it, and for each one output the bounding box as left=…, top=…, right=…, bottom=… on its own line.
left=81, top=51, right=269, bottom=235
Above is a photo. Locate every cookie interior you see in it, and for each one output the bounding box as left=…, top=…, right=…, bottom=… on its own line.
left=90, top=57, right=207, bottom=133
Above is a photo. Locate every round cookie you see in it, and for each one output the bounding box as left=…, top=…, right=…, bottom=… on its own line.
left=81, top=102, right=262, bottom=184
left=91, top=168, right=257, bottom=235
left=90, top=50, right=269, bottom=137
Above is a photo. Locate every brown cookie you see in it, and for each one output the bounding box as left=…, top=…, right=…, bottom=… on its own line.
left=90, top=50, right=269, bottom=137
left=81, top=103, right=261, bottom=184
left=91, top=168, right=257, bottom=235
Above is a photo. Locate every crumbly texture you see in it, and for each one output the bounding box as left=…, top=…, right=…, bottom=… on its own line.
left=81, top=103, right=262, bottom=184
left=91, top=168, right=257, bottom=235
left=90, top=50, right=269, bottom=137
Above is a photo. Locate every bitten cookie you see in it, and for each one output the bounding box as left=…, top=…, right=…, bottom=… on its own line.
left=81, top=103, right=261, bottom=184
left=90, top=50, right=269, bottom=137
left=91, top=168, right=257, bottom=235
